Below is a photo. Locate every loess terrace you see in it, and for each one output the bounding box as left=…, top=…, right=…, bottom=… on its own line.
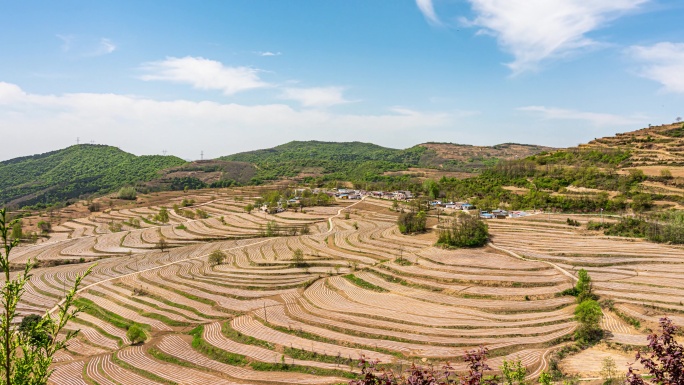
left=8, top=189, right=683, bottom=384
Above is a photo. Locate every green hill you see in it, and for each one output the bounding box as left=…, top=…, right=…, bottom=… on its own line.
left=220, top=140, right=553, bottom=184
left=220, top=141, right=427, bottom=184
left=0, top=145, right=186, bottom=207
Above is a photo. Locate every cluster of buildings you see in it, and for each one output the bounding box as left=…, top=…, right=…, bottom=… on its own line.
left=479, top=209, right=529, bottom=219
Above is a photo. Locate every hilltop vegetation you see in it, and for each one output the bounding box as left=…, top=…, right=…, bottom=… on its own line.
left=0, top=145, right=186, bottom=207
left=220, top=140, right=551, bottom=184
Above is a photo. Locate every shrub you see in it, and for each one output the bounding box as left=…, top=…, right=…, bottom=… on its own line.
left=87, top=202, right=101, bottom=212
left=126, top=324, right=146, bottom=345
left=208, top=250, right=226, bottom=266
left=397, top=211, right=427, bottom=234
left=574, top=299, right=603, bottom=345
left=437, top=215, right=489, bottom=248
left=566, top=218, right=580, bottom=227
left=292, top=249, right=306, bottom=267
left=37, top=220, right=51, bottom=234
left=154, top=207, right=169, bottom=223
left=117, top=187, right=137, bottom=200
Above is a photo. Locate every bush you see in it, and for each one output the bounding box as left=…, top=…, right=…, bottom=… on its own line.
left=566, top=218, right=580, bottom=227
left=37, top=220, right=51, bottom=234
left=154, top=207, right=169, bottom=223
left=118, top=187, right=137, bottom=200
left=126, top=324, right=146, bottom=345
left=208, top=250, right=226, bottom=266
left=292, top=249, right=306, bottom=267
left=397, top=211, right=427, bottom=234
left=574, top=299, right=603, bottom=345
left=437, top=215, right=489, bottom=248
left=87, top=202, right=101, bottom=212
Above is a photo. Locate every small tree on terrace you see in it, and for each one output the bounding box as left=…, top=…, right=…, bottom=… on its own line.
left=574, top=299, right=603, bottom=345
left=397, top=211, right=427, bottom=234
left=155, top=207, right=169, bottom=223
left=117, top=186, right=137, bottom=200
left=126, top=324, right=146, bottom=345
left=208, top=250, right=226, bottom=266
left=437, top=215, right=489, bottom=248
left=292, top=249, right=306, bottom=267
left=0, top=208, right=92, bottom=385
left=156, top=237, right=169, bottom=252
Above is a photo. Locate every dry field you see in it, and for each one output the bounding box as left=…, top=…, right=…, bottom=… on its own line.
left=7, top=193, right=682, bottom=384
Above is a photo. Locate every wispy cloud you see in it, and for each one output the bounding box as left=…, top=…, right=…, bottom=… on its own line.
left=628, top=42, right=684, bottom=93
left=418, top=0, right=647, bottom=73
left=56, top=34, right=74, bottom=52
left=140, top=56, right=269, bottom=95
left=95, top=38, right=117, bottom=55
left=518, top=105, right=646, bottom=126
left=416, top=0, right=441, bottom=25
left=56, top=35, right=116, bottom=56
left=280, top=86, right=352, bottom=108
left=257, top=51, right=281, bottom=57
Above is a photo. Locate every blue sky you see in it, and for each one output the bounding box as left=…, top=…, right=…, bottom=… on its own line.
left=1, top=0, right=683, bottom=161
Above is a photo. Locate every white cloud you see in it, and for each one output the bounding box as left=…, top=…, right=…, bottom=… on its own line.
left=0, top=82, right=457, bottom=161
left=518, top=105, right=646, bottom=126
left=420, top=0, right=647, bottom=73
left=56, top=34, right=74, bottom=52
left=628, top=42, right=684, bottom=93
left=416, top=0, right=441, bottom=25
left=280, top=87, right=352, bottom=108
left=257, top=51, right=281, bottom=57
left=140, top=56, right=269, bottom=95
left=96, top=38, right=117, bottom=55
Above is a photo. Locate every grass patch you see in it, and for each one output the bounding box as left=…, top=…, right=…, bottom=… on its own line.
left=343, top=274, right=388, bottom=292
left=74, top=297, right=150, bottom=331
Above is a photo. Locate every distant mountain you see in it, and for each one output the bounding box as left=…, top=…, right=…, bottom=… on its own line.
left=220, top=140, right=553, bottom=184
left=0, top=145, right=186, bottom=207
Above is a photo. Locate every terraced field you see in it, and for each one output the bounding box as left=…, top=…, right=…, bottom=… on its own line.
left=9, top=192, right=681, bottom=384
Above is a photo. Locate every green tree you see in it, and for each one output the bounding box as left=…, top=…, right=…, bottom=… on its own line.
left=501, top=358, right=526, bottom=385
left=117, top=186, right=137, bottom=200
left=10, top=221, right=22, bottom=241
left=208, top=250, right=226, bottom=266
left=574, top=299, right=603, bottom=344
left=155, top=207, right=169, bottom=223
left=397, top=211, right=427, bottom=234
left=292, top=249, right=305, bottom=267
left=538, top=371, right=552, bottom=385
left=437, top=215, right=489, bottom=248
left=126, top=324, right=146, bottom=345
left=156, top=237, right=168, bottom=252
left=575, top=268, right=595, bottom=303
left=423, top=179, right=440, bottom=200
left=36, top=221, right=51, bottom=235
left=0, top=208, right=92, bottom=385
left=600, top=357, right=618, bottom=384
left=631, top=193, right=652, bottom=212
left=245, top=204, right=254, bottom=214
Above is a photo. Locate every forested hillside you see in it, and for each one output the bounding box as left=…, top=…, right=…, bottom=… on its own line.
left=0, top=144, right=186, bottom=207
left=220, top=140, right=550, bottom=184
left=221, top=141, right=427, bottom=184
